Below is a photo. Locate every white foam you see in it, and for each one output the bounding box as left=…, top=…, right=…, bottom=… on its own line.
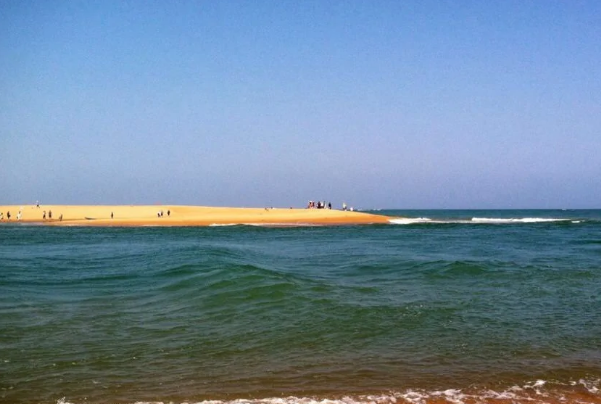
left=209, top=223, right=321, bottom=227
left=471, top=217, right=569, bottom=224
left=579, top=378, right=600, bottom=393
left=433, top=389, right=465, bottom=404
left=244, top=223, right=321, bottom=227
left=388, top=216, right=577, bottom=225
left=388, top=218, right=433, bottom=225
left=53, top=378, right=601, bottom=404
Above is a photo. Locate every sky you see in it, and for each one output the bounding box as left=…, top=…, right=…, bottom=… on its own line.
left=1, top=0, right=600, bottom=209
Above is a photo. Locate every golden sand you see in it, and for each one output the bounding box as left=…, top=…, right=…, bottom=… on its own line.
left=0, top=205, right=393, bottom=226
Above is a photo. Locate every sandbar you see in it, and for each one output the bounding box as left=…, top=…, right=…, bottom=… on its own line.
left=0, top=205, right=394, bottom=227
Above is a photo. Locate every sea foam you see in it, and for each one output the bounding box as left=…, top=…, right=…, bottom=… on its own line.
left=388, top=218, right=433, bottom=225
left=389, top=217, right=574, bottom=225
left=54, top=379, right=601, bottom=404
left=471, top=217, right=570, bottom=224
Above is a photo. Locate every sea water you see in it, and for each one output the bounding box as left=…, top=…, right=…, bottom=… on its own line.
left=1, top=209, right=600, bottom=404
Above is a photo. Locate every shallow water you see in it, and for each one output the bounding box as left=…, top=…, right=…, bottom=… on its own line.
left=1, top=210, right=600, bottom=404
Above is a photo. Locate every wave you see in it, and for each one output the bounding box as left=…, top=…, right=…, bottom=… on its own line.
left=54, top=378, right=601, bottom=404
left=388, top=218, right=435, bottom=225
left=389, top=217, right=580, bottom=225
left=471, top=217, right=571, bottom=224
left=208, top=223, right=324, bottom=227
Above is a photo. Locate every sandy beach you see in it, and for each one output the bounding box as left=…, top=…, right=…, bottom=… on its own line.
left=0, top=205, right=393, bottom=226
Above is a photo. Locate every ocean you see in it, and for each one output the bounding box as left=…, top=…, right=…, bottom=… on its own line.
left=1, top=209, right=600, bottom=404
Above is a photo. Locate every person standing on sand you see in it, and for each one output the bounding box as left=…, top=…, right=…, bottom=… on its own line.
left=7, top=211, right=11, bottom=220
left=43, top=211, right=46, bottom=220
left=167, top=210, right=170, bottom=217
left=49, top=210, right=52, bottom=220
left=59, top=214, right=63, bottom=221
left=111, top=212, right=113, bottom=219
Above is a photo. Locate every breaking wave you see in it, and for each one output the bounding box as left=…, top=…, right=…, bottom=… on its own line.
left=55, top=378, right=601, bottom=404
left=470, top=217, right=571, bottom=224
left=389, top=217, right=580, bottom=225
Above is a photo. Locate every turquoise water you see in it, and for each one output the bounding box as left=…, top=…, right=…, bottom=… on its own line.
left=1, top=210, right=601, bottom=404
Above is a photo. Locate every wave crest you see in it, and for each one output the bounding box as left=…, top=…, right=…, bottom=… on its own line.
left=389, top=217, right=578, bottom=225
left=471, top=217, right=570, bottom=224
left=55, top=377, right=601, bottom=403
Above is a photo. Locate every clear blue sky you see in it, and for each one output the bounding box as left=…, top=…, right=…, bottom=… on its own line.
left=1, top=1, right=600, bottom=208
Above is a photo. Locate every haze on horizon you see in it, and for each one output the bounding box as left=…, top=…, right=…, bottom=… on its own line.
left=1, top=1, right=600, bottom=209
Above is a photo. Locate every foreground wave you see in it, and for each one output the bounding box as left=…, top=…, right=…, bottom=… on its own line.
left=55, top=378, right=601, bottom=404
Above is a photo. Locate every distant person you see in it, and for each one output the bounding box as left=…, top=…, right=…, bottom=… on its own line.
left=43, top=211, right=46, bottom=220
left=167, top=210, right=170, bottom=217
left=111, top=212, right=114, bottom=219
left=342, top=203, right=347, bottom=211
left=7, top=211, right=11, bottom=220
left=328, top=202, right=332, bottom=209
left=0, top=212, right=3, bottom=220
left=48, top=210, right=52, bottom=219
left=59, top=214, right=63, bottom=221
left=17, top=211, right=22, bottom=221
left=36, top=201, right=40, bottom=208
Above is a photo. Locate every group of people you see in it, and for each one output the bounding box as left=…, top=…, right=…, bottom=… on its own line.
left=0, top=208, right=23, bottom=221
left=307, top=201, right=332, bottom=209
left=36, top=201, right=62, bottom=220
left=0, top=205, right=64, bottom=222
left=35, top=202, right=62, bottom=220
left=41, top=210, right=62, bottom=220
left=1, top=206, right=174, bottom=222
left=306, top=201, right=354, bottom=211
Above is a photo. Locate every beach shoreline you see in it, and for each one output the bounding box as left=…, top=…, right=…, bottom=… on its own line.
left=0, top=204, right=394, bottom=227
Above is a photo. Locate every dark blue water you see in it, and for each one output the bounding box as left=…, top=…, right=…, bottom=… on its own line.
left=1, top=210, right=601, bottom=404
